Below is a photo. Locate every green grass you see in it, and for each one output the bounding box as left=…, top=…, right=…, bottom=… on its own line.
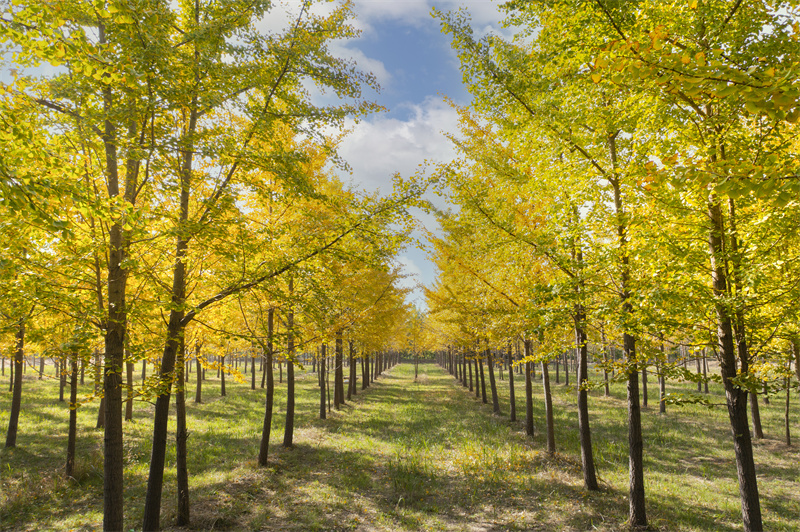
left=1, top=361, right=798, bottom=531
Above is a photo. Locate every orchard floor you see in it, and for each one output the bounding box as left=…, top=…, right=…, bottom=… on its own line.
left=1, top=361, right=799, bottom=531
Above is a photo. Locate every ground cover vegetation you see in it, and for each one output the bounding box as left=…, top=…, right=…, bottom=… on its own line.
left=2, top=361, right=798, bottom=531
left=2, top=1, right=800, bottom=531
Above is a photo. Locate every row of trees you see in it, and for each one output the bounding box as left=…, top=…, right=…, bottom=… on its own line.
left=1, top=1, right=420, bottom=530
left=424, top=2, right=800, bottom=531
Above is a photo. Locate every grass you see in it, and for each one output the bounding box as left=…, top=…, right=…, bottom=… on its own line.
left=0, top=360, right=798, bottom=531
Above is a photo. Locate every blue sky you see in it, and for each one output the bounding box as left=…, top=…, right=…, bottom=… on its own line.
left=325, top=0, right=511, bottom=309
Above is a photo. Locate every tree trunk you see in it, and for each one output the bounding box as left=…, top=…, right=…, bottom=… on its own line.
left=708, top=198, right=761, bottom=532
left=195, top=342, right=203, bottom=404
left=575, top=304, right=599, bottom=491
left=507, top=342, right=516, bottom=422
left=4, top=320, right=25, bottom=448
left=100, top=71, right=134, bottom=532
left=125, top=359, right=134, bottom=421
left=750, top=392, right=764, bottom=439
left=96, top=393, right=105, bottom=429
left=335, top=330, right=344, bottom=410
left=697, top=353, right=703, bottom=393
left=474, top=355, right=480, bottom=398
left=60, top=357, right=66, bottom=402
left=606, top=149, right=647, bottom=525
left=601, top=325, right=610, bottom=397
left=176, top=338, right=189, bottom=527
left=319, top=344, right=327, bottom=419
left=284, top=289, right=295, bottom=448
left=658, top=340, right=667, bottom=415
left=625, top=332, right=646, bottom=528
left=641, top=365, right=648, bottom=409
left=555, top=354, right=559, bottom=384
left=251, top=346, right=256, bottom=390
left=258, top=309, right=275, bottom=464
left=487, top=348, right=500, bottom=415
left=524, top=341, right=534, bottom=438
left=220, top=352, right=226, bottom=397
left=347, top=340, right=356, bottom=400
left=361, top=355, right=367, bottom=390
left=66, top=350, right=78, bottom=477
left=542, top=359, right=555, bottom=454
left=479, top=356, right=487, bottom=404
left=462, top=352, right=468, bottom=389
left=785, top=375, right=791, bottom=446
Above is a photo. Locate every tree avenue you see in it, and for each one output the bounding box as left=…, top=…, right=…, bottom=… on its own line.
left=2, top=1, right=800, bottom=532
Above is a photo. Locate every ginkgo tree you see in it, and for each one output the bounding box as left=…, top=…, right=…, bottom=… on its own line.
left=431, top=2, right=800, bottom=531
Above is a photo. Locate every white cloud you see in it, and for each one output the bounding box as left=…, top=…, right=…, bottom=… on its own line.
left=352, top=0, right=432, bottom=28
left=338, top=96, right=459, bottom=193
left=393, top=253, right=428, bottom=308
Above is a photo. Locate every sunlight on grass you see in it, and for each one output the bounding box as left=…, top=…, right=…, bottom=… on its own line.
left=1, top=362, right=799, bottom=531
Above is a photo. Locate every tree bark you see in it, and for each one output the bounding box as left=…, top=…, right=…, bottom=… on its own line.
left=575, top=306, right=598, bottom=491
left=507, top=342, right=516, bottom=422
left=176, top=338, right=189, bottom=526
left=708, top=198, right=762, bottom=532
left=194, top=341, right=203, bottom=404
left=785, top=375, right=791, bottom=446
left=601, top=325, right=610, bottom=397
left=750, top=391, right=764, bottom=439
left=4, top=320, right=25, bottom=448
left=284, top=288, right=295, bottom=448
left=467, top=353, right=473, bottom=392
left=125, top=359, right=134, bottom=421
left=220, top=351, right=226, bottom=397
left=361, top=355, right=367, bottom=390
left=66, top=350, right=78, bottom=477
left=524, top=340, right=534, bottom=438
left=541, top=359, right=555, bottom=454
left=625, top=331, right=646, bottom=528
left=487, top=347, right=500, bottom=415
left=658, top=340, right=667, bottom=415
left=319, top=344, right=327, bottom=419
left=259, top=309, right=275, bottom=464
left=96, top=392, right=105, bottom=429
left=335, top=330, right=344, bottom=410
left=348, top=340, right=356, bottom=400
left=479, top=355, right=487, bottom=404
left=60, top=357, right=66, bottom=402
left=251, top=344, right=256, bottom=390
